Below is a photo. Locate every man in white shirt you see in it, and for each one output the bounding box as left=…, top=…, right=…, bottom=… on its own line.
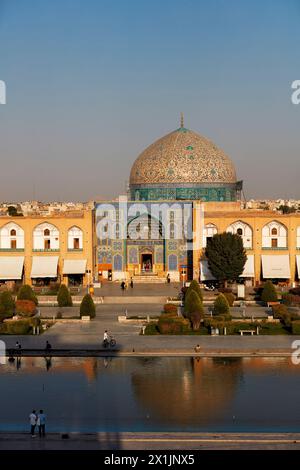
left=29, top=410, right=37, bottom=437
left=103, top=330, right=110, bottom=347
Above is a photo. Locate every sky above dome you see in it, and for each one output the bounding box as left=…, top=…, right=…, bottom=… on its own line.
left=0, top=0, right=299, bottom=202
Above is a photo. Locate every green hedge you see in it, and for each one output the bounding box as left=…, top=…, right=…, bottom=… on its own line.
left=292, top=321, right=300, bottom=335
left=5, top=319, right=32, bottom=335
left=158, top=317, right=191, bottom=334
left=144, top=323, right=160, bottom=335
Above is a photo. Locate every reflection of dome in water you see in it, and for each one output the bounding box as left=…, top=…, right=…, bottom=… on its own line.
left=131, top=357, right=243, bottom=425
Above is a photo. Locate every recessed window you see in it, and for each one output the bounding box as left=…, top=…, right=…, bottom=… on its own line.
left=44, top=239, right=51, bottom=249
left=44, top=229, right=50, bottom=237
left=237, top=228, right=243, bottom=236
left=271, top=238, right=278, bottom=248
left=271, top=228, right=278, bottom=236
left=73, top=238, right=80, bottom=249
left=10, top=229, right=16, bottom=236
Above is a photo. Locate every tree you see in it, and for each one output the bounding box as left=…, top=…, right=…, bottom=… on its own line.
left=213, top=293, right=230, bottom=315
left=205, top=232, right=247, bottom=285
left=0, top=291, right=15, bottom=319
left=188, top=280, right=203, bottom=302
left=261, top=280, right=278, bottom=303
left=7, top=205, right=18, bottom=216
left=278, top=204, right=296, bottom=214
left=17, top=284, right=38, bottom=305
left=80, top=294, right=96, bottom=318
left=184, top=290, right=204, bottom=318
left=0, top=291, right=15, bottom=314
left=57, top=284, right=73, bottom=307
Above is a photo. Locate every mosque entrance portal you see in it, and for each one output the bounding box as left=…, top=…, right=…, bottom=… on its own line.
left=141, top=253, right=153, bottom=272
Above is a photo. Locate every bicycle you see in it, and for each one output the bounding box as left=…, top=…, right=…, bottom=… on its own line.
left=103, top=336, right=116, bottom=348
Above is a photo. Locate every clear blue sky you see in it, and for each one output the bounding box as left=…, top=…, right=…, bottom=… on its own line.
left=0, top=0, right=299, bottom=201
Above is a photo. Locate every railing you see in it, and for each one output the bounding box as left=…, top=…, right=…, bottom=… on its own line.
left=261, top=247, right=288, bottom=250
left=32, top=249, right=60, bottom=252
left=0, top=248, right=24, bottom=252
left=67, top=248, right=83, bottom=252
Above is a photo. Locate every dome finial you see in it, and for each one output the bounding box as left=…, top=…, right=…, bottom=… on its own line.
left=180, top=112, right=184, bottom=128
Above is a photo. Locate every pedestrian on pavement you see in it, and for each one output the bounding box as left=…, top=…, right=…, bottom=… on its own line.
left=29, top=410, right=37, bottom=437
left=121, top=281, right=125, bottom=291
left=15, top=341, right=22, bottom=357
left=166, top=273, right=170, bottom=284
left=37, top=410, right=46, bottom=437
left=130, top=277, right=134, bottom=289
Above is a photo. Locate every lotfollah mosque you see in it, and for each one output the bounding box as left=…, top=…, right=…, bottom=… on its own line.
left=0, top=115, right=300, bottom=287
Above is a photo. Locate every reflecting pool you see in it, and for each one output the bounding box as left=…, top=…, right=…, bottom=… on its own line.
left=1, top=356, right=300, bottom=432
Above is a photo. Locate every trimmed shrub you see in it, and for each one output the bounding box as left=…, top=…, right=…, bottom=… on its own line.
left=188, top=280, right=203, bottom=302
left=272, top=304, right=288, bottom=318
left=213, top=294, right=230, bottom=316
left=144, top=323, right=159, bottom=335
left=57, top=285, right=73, bottom=307
left=80, top=294, right=96, bottom=318
left=289, top=287, right=300, bottom=296
left=261, top=281, right=278, bottom=303
left=0, top=291, right=15, bottom=316
left=158, top=317, right=190, bottom=334
left=223, top=292, right=235, bottom=307
left=15, top=299, right=36, bottom=316
left=17, top=285, right=38, bottom=305
left=292, top=321, right=300, bottom=335
left=184, top=290, right=203, bottom=317
left=6, top=319, right=31, bottom=335
left=271, top=304, right=292, bottom=327
left=163, top=303, right=178, bottom=315
left=282, top=293, right=300, bottom=306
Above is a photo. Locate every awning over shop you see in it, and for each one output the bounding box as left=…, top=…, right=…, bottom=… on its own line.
left=261, top=255, right=290, bottom=279
left=200, top=260, right=215, bottom=281
left=240, top=255, right=255, bottom=278
left=31, top=256, right=59, bottom=278
left=0, top=256, right=24, bottom=280
left=63, top=259, right=87, bottom=275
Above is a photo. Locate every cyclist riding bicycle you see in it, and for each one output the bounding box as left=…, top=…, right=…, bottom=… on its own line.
left=103, top=330, right=116, bottom=348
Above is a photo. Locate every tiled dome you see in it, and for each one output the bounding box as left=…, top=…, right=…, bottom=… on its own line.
left=130, top=126, right=236, bottom=185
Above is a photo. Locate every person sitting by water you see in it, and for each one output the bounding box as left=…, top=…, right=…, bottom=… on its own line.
left=45, top=341, right=52, bottom=352
left=194, top=344, right=201, bottom=353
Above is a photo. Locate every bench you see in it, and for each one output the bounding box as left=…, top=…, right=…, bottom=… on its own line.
left=239, top=329, right=256, bottom=336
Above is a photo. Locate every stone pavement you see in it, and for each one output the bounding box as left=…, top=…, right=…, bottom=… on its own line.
left=0, top=301, right=297, bottom=354
left=1, top=432, right=300, bottom=450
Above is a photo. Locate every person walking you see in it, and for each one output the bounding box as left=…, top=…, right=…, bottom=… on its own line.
left=166, top=273, right=170, bottom=284
left=29, top=410, right=37, bottom=437
left=130, top=277, right=134, bottom=289
left=16, top=341, right=22, bottom=358
left=37, top=410, right=46, bottom=437
left=121, top=281, right=125, bottom=291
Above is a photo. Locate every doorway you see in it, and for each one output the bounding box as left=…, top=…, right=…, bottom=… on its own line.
left=141, top=253, right=153, bottom=272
